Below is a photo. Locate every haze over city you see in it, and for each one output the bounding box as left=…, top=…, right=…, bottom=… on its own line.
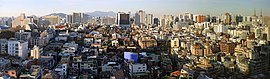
left=0, top=0, right=270, bottom=17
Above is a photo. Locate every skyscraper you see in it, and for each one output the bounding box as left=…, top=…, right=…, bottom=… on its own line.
left=72, top=12, right=82, bottom=24
left=66, top=15, right=72, bottom=23
left=139, top=10, right=146, bottom=25
left=135, top=12, right=140, bottom=26
left=154, top=18, right=159, bottom=25
left=223, top=13, right=231, bottom=25
left=116, top=12, right=130, bottom=27
left=146, top=14, right=153, bottom=26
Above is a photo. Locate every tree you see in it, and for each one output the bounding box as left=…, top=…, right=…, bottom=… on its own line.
left=0, top=30, right=15, bottom=39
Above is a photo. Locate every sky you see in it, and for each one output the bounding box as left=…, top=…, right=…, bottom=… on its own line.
left=0, top=0, right=269, bottom=17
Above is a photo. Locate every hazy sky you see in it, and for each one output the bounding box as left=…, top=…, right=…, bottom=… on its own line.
left=0, top=0, right=269, bottom=17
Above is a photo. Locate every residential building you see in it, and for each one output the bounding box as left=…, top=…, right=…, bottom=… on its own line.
left=30, top=45, right=43, bottom=59
left=72, top=12, right=82, bottom=24
left=7, top=39, right=28, bottom=59
left=0, top=39, right=8, bottom=54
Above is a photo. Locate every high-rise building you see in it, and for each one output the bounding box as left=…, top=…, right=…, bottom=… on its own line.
left=116, top=12, right=130, bottom=27
left=30, top=45, right=43, bottom=59
left=223, top=13, right=231, bottom=25
left=44, top=15, right=60, bottom=25
left=12, top=13, right=26, bottom=27
left=139, top=10, right=146, bottom=24
left=153, top=18, right=159, bottom=25
left=81, top=13, right=89, bottom=24
left=72, top=12, right=82, bottom=24
left=196, top=15, right=206, bottom=23
left=7, top=39, right=28, bottom=59
left=183, top=13, right=193, bottom=22
left=146, top=14, right=153, bottom=26
left=66, top=15, right=72, bottom=23
left=134, top=13, right=140, bottom=26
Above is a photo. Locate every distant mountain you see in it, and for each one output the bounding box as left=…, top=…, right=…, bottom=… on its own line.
left=84, top=11, right=116, bottom=17
left=46, top=11, right=116, bottom=18
left=47, top=13, right=67, bottom=18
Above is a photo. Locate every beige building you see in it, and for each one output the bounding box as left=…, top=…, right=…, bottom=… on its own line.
left=44, top=16, right=60, bottom=25
left=12, top=13, right=26, bottom=28
left=30, top=45, right=43, bottom=59
left=191, top=43, right=204, bottom=56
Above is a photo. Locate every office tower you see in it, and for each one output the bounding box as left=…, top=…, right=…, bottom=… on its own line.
left=44, top=15, right=60, bottom=25
left=8, top=39, right=28, bottom=59
left=139, top=10, right=146, bottom=24
left=154, top=18, right=159, bottom=25
left=72, top=12, right=82, bottom=24
left=66, top=15, right=73, bottom=23
left=223, top=13, right=231, bottom=25
left=146, top=14, right=153, bottom=26
left=116, top=12, right=130, bottom=27
left=30, top=45, right=43, bottom=59
left=135, top=13, right=140, bottom=26
left=12, top=13, right=26, bottom=27
left=81, top=13, right=89, bottom=24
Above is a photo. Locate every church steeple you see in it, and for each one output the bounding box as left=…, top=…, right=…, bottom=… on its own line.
left=254, top=8, right=256, bottom=16
left=260, top=9, right=263, bottom=17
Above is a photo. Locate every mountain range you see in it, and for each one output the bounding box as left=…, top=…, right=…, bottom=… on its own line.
left=46, top=11, right=116, bottom=18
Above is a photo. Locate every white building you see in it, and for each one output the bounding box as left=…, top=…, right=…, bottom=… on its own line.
left=146, top=14, right=153, bottom=26
left=101, top=62, right=121, bottom=72
left=111, top=40, right=119, bottom=47
left=30, top=45, right=43, bottom=59
left=84, top=38, right=94, bottom=46
left=8, top=39, right=28, bottom=59
left=55, top=64, right=68, bottom=79
left=128, top=63, right=147, bottom=74
left=214, top=24, right=228, bottom=33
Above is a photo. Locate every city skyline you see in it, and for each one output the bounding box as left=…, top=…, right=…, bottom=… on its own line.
left=0, top=0, right=269, bottom=17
